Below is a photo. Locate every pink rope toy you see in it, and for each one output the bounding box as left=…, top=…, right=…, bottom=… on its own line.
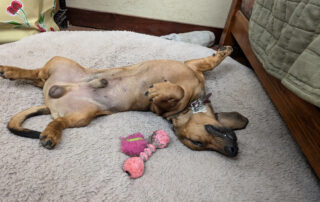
left=123, top=130, right=170, bottom=179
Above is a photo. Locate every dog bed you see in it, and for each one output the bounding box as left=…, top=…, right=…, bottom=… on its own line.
left=0, top=31, right=319, bottom=201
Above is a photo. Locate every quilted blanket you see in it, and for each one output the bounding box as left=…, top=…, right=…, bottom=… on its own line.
left=249, top=0, right=320, bottom=107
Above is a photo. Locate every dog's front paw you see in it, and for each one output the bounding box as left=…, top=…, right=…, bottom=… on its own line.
left=40, top=130, right=61, bottom=149
left=145, top=81, right=184, bottom=109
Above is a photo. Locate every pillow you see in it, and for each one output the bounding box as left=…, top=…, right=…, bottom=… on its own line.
left=0, top=0, right=59, bottom=44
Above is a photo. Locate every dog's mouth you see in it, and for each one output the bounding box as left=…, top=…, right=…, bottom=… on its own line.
left=188, top=136, right=238, bottom=157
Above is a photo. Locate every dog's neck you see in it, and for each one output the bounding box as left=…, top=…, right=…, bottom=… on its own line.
left=190, top=93, right=212, bottom=114
left=167, top=93, right=212, bottom=122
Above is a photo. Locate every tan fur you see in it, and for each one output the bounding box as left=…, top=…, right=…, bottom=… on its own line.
left=0, top=46, right=248, bottom=157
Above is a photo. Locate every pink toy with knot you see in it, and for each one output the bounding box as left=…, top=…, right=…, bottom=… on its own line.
left=123, top=130, right=170, bottom=179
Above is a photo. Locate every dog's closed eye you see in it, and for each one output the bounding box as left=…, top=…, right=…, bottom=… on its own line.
left=189, top=139, right=204, bottom=147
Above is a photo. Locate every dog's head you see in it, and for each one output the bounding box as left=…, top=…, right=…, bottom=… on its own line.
left=172, top=102, right=247, bottom=157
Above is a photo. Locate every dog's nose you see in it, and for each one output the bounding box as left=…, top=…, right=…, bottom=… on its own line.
left=224, top=145, right=238, bottom=157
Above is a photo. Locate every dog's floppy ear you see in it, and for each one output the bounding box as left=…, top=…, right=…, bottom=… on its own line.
left=214, top=112, right=249, bottom=130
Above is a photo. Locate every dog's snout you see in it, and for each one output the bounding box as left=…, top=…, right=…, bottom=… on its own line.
left=224, top=145, right=238, bottom=157
left=205, top=125, right=237, bottom=142
left=226, top=131, right=237, bottom=142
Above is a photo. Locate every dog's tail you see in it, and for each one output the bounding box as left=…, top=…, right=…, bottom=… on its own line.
left=184, top=46, right=233, bottom=72
left=7, top=105, right=50, bottom=139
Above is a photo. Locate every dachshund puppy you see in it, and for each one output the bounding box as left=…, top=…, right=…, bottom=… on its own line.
left=0, top=46, right=248, bottom=157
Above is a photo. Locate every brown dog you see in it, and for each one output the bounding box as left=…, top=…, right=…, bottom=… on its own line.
left=0, top=46, right=248, bottom=157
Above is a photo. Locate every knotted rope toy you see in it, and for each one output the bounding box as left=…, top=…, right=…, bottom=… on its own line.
left=123, top=130, right=170, bottom=179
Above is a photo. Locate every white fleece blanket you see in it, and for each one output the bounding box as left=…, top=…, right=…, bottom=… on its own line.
left=0, top=31, right=319, bottom=202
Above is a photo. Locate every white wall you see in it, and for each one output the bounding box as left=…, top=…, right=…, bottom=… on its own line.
left=66, top=0, right=232, bottom=28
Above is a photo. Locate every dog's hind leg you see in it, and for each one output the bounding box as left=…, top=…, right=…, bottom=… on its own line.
left=0, top=65, right=46, bottom=87
left=145, top=81, right=185, bottom=115
left=39, top=108, right=98, bottom=149
left=0, top=56, right=89, bottom=88
left=184, top=46, right=233, bottom=72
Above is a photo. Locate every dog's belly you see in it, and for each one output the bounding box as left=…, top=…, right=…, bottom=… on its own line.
left=91, top=76, right=151, bottom=112
left=93, top=61, right=204, bottom=112
left=44, top=60, right=203, bottom=118
left=44, top=78, right=148, bottom=118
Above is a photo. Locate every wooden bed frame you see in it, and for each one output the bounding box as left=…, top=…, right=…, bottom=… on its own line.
left=219, top=0, right=320, bottom=178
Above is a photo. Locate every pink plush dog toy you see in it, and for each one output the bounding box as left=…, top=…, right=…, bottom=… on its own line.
left=123, top=130, right=170, bottom=179
left=120, top=132, right=147, bottom=156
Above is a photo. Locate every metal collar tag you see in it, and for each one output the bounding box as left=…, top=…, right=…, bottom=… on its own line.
left=190, top=93, right=212, bottom=114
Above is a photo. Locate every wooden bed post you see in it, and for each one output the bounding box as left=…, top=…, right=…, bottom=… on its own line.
left=219, top=0, right=242, bottom=47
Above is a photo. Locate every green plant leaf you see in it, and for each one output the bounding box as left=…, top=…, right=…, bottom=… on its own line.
left=39, top=14, right=45, bottom=24
left=7, top=21, right=22, bottom=25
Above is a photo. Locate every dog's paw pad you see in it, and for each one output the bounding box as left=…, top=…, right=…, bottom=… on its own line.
left=40, top=133, right=58, bottom=149
left=0, top=70, right=7, bottom=79
left=40, top=139, right=56, bottom=149
left=40, top=135, right=47, bottom=140
left=218, top=46, right=227, bottom=51
left=218, top=46, right=233, bottom=52
left=217, top=46, right=233, bottom=57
